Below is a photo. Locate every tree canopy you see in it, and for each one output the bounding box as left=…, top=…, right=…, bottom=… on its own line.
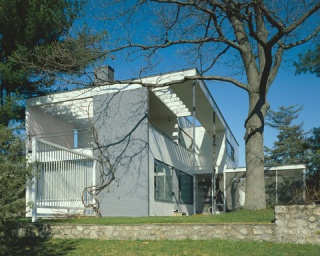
left=295, top=44, right=320, bottom=77
left=0, top=0, right=89, bottom=126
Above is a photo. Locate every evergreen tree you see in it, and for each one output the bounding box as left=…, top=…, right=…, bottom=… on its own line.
left=295, top=44, right=320, bottom=77
left=0, top=0, right=85, bottom=126
left=0, top=124, right=31, bottom=254
left=264, top=105, right=308, bottom=166
left=306, top=127, right=320, bottom=190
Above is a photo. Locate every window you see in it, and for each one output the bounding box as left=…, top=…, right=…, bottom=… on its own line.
left=177, top=170, right=193, bottom=204
left=154, top=159, right=193, bottom=204
left=73, top=129, right=78, bottom=148
left=154, top=160, right=172, bottom=201
left=226, top=140, right=235, bottom=161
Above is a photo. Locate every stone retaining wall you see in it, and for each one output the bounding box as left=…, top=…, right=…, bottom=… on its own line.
left=49, top=223, right=276, bottom=242
left=275, top=205, right=320, bottom=244
left=17, top=205, right=320, bottom=244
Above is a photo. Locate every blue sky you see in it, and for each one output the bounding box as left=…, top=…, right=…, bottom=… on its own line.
left=210, top=70, right=319, bottom=166
left=110, top=60, right=319, bottom=167
left=82, top=1, right=319, bottom=167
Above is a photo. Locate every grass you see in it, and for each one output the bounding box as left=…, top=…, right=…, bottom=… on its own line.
left=11, top=209, right=320, bottom=255
left=11, top=238, right=320, bottom=256
left=40, top=209, right=275, bottom=225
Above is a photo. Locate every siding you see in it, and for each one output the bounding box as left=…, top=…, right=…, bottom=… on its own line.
left=93, top=87, right=149, bottom=216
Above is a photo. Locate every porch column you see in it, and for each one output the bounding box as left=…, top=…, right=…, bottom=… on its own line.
left=212, top=112, right=216, bottom=214
left=31, top=137, right=38, bottom=222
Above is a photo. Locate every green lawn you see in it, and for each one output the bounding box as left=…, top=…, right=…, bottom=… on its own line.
left=10, top=209, right=320, bottom=255
left=11, top=238, right=320, bottom=256
left=40, top=209, right=275, bottom=225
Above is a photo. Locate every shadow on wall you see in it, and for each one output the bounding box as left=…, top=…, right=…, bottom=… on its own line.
left=92, top=87, right=150, bottom=216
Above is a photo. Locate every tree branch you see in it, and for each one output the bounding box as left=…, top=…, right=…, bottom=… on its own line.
left=131, top=74, right=248, bottom=91
left=267, top=2, right=320, bottom=47
left=108, top=36, right=242, bottom=54
left=267, top=46, right=284, bottom=91
left=227, top=3, right=259, bottom=84
left=282, top=26, right=320, bottom=49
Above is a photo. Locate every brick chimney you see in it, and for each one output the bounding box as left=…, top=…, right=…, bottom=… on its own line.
left=94, top=66, right=114, bottom=85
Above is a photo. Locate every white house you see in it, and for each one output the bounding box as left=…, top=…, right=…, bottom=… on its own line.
left=25, top=67, right=240, bottom=220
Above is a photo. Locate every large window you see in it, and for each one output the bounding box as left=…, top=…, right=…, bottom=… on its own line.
left=154, top=159, right=193, bottom=204
left=226, top=140, right=235, bottom=161
left=177, top=170, right=193, bottom=204
left=154, top=160, right=172, bottom=201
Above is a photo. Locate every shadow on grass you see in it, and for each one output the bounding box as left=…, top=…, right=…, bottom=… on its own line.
left=0, top=220, right=79, bottom=256
left=4, top=237, right=79, bottom=256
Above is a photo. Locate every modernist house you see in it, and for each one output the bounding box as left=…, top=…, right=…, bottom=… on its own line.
left=25, top=66, right=240, bottom=220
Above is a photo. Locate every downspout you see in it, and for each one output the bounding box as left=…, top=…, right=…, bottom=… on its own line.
left=192, top=81, right=196, bottom=215
left=223, top=169, right=227, bottom=212
left=91, top=160, right=97, bottom=215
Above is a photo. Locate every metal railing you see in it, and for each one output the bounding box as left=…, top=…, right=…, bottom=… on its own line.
left=30, top=137, right=95, bottom=222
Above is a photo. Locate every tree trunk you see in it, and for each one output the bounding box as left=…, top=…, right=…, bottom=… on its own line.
left=244, top=92, right=268, bottom=210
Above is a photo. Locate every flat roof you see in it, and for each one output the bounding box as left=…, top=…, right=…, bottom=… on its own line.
left=225, top=164, right=306, bottom=172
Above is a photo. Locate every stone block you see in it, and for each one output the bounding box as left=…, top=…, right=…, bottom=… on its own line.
left=313, top=208, right=320, bottom=216
left=308, top=216, right=317, bottom=222
left=239, top=228, right=248, bottom=235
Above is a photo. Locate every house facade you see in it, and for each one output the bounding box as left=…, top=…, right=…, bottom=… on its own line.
left=26, top=67, right=239, bottom=220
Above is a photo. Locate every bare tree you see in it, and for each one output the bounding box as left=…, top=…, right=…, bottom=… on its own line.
left=17, top=1, right=320, bottom=210
left=97, top=0, right=320, bottom=210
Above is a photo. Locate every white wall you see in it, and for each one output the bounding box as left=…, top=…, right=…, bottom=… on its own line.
left=195, top=128, right=227, bottom=174
left=150, top=117, right=177, bottom=140
left=26, top=106, right=74, bottom=148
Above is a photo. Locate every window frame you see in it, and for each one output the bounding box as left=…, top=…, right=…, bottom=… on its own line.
left=177, top=170, right=193, bottom=205
left=154, top=159, right=194, bottom=205
left=154, top=160, right=173, bottom=202
left=226, top=140, right=235, bottom=161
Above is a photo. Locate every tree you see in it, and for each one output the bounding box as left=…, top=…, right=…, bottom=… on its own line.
left=306, top=127, right=320, bottom=190
left=264, top=105, right=308, bottom=166
left=0, top=0, right=87, bottom=126
left=265, top=107, right=320, bottom=200
left=295, top=44, right=320, bottom=77
left=0, top=124, right=31, bottom=255
left=99, top=0, right=320, bottom=209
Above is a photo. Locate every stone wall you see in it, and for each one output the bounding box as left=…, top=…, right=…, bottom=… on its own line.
left=275, top=205, right=320, bottom=244
left=17, top=205, right=320, bottom=244
left=49, top=224, right=275, bottom=242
